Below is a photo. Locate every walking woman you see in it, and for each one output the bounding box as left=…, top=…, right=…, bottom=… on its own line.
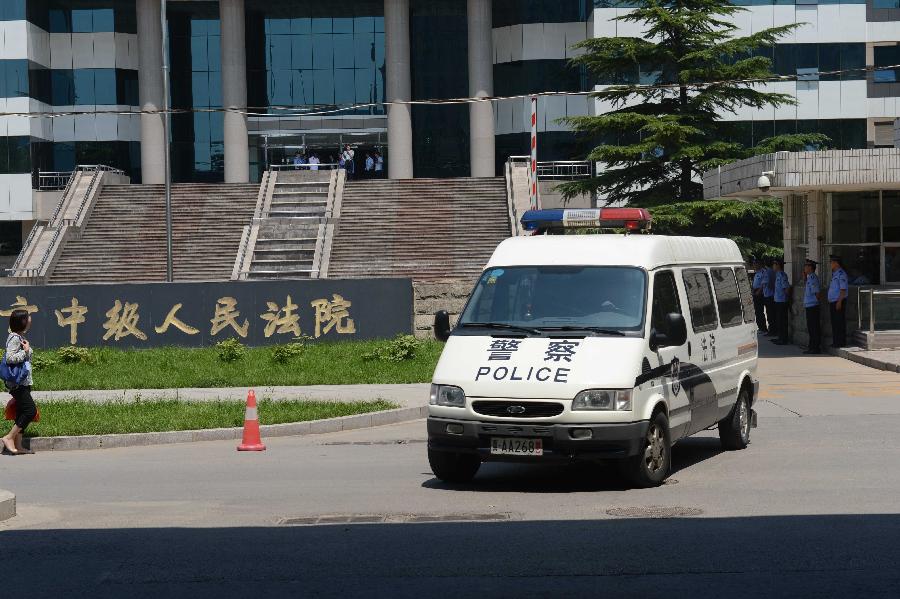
left=2, top=309, right=37, bottom=455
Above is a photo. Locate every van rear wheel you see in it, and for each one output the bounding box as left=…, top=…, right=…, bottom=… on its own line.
left=719, top=388, right=751, bottom=450
left=428, top=449, right=480, bottom=483
left=619, top=411, right=671, bottom=488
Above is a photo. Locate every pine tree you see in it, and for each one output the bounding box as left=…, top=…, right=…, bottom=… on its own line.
left=559, top=0, right=827, bottom=206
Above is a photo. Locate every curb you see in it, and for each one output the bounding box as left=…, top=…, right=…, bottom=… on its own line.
left=0, top=489, right=14, bottom=522
left=24, top=405, right=427, bottom=452
left=830, top=348, right=900, bottom=373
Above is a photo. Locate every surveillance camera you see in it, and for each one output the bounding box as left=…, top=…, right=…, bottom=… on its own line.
left=758, top=171, right=774, bottom=193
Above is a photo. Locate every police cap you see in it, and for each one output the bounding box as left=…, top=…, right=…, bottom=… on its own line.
left=829, top=254, right=843, bottom=265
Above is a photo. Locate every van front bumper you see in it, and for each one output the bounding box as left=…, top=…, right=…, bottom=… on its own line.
left=427, top=417, right=649, bottom=462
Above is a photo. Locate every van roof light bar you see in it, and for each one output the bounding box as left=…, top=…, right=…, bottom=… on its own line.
left=521, top=208, right=652, bottom=234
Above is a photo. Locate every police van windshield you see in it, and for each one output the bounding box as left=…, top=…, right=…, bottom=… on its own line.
left=459, top=266, right=647, bottom=334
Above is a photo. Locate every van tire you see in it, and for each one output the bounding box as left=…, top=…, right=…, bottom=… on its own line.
left=719, top=388, right=751, bottom=450
left=619, top=411, right=671, bottom=488
left=428, top=449, right=481, bottom=483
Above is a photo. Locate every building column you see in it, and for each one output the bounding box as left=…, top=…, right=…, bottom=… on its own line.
left=136, top=0, right=165, bottom=184
left=385, top=0, right=413, bottom=179
left=220, top=0, right=250, bottom=183
left=467, top=0, right=495, bottom=178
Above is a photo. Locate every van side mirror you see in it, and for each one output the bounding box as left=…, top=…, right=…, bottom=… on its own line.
left=649, top=312, right=687, bottom=352
left=434, top=310, right=451, bottom=342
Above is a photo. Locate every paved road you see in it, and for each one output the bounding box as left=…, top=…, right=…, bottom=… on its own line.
left=3, top=341, right=900, bottom=597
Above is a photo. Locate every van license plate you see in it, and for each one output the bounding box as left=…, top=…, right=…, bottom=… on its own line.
left=490, top=438, right=543, bottom=456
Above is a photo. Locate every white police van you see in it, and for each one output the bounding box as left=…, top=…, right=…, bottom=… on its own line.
left=427, top=208, right=759, bottom=488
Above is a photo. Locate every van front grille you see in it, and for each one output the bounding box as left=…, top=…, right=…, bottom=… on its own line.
left=472, top=401, right=564, bottom=418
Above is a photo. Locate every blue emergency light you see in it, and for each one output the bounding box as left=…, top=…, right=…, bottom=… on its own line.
left=521, top=208, right=652, bottom=233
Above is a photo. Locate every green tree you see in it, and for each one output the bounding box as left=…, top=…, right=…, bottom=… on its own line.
left=558, top=0, right=827, bottom=206
left=649, top=198, right=783, bottom=258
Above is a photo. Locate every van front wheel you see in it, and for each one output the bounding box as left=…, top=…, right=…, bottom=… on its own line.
left=719, top=388, right=751, bottom=450
left=619, top=411, right=671, bottom=488
left=428, top=449, right=481, bottom=483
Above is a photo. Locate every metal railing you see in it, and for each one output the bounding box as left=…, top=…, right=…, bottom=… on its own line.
left=64, top=169, right=102, bottom=227
left=7, top=220, right=44, bottom=274
left=37, top=165, right=123, bottom=192
left=536, top=160, right=593, bottom=180
left=37, top=171, right=74, bottom=191
left=269, top=163, right=342, bottom=171
left=504, top=156, right=593, bottom=180
left=857, top=287, right=900, bottom=333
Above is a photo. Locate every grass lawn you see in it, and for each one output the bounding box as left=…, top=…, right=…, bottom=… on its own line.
left=26, top=339, right=443, bottom=391
left=12, top=399, right=398, bottom=437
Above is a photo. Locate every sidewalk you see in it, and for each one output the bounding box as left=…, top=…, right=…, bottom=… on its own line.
left=831, top=348, right=900, bottom=374
left=32, top=384, right=431, bottom=408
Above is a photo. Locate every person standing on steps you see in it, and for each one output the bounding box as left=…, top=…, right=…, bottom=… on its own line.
left=2, top=309, right=37, bottom=455
left=803, top=259, right=822, bottom=354
left=341, top=144, right=355, bottom=180
left=828, top=254, right=849, bottom=348
left=751, top=257, right=769, bottom=333
left=772, top=258, right=791, bottom=345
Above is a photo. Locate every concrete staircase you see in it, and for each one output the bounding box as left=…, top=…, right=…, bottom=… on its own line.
left=328, top=177, right=510, bottom=281
left=241, top=171, right=338, bottom=280
left=49, top=183, right=258, bottom=284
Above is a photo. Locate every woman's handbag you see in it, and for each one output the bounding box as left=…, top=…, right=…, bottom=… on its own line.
left=0, top=354, right=30, bottom=386
left=4, top=397, right=39, bottom=423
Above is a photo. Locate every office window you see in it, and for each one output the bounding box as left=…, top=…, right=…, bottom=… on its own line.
left=682, top=269, right=719, bottom=332
left=0, top=0, right=26, bottom=21
left=0, top=136, right=31, bottom=174
left=493, top=0, right=590, bottom=27
left=874, top=46, right=900, bottom=83
left=874, top=122, right=895, bottom=148
left=710, top=268, right=744, bottom=328
left=883, top=191, right=900, bottom=243
left=829, top=192, right=880, bottom=244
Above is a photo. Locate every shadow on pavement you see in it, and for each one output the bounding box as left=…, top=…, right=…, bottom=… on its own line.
left=422, top=436, right=725, bottom=493
left=6, top=514, right=900, bottom=597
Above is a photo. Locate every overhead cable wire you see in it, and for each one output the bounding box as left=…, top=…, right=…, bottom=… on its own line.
left=0, top=63, right=894, bottom=119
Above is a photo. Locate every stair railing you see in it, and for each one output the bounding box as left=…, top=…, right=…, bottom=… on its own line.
left=232, top=171, right=274, bottom=280
left=64, top=169, right=101, bottom=227
left=7, top=219, right=44, bottom=274
left=48, top=171, right=79, bottom=228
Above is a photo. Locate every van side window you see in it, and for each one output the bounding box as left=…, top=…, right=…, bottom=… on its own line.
left=651, top=270, right=682, bottom=333
left=710, top=268, right=743, bottom=328
left=733, top=267, right=756, bottom=323
left=682, top=269, right=718, bottom=332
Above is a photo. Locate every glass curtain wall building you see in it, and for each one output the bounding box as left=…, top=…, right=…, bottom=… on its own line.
left=5, top=0, right=900, bottom=230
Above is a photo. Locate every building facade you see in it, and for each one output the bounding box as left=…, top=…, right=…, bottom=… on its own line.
left=4, top=0, right=900, bottom=251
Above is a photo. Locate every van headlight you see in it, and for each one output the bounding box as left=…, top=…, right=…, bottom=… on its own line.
left=430, top=384, right=466, bottom=407
left=572, top=389, right=632, bottom=411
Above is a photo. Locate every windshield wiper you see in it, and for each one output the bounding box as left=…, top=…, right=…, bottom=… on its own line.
left=537, top=326, right=626, bottom=336
left=460, top=322, right=542, bottom=335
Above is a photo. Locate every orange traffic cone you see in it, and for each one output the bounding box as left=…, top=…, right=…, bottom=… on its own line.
left=237, top=389, right=266, bottom=451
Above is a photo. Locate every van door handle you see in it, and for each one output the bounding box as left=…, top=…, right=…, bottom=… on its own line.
left=687, top=342, right=692, bottom=358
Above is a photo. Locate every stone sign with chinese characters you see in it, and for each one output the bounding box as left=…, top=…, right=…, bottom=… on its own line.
left=0, top=279, right=413, bottom=348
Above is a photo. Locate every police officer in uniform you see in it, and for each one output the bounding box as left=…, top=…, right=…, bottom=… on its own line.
left=803, top=259, right=822, bottom=354
left=828, top=254, right=849, bottom=348
left=762, top=258, right=777, bottom=336
left=772, top=258, right=791, bottom=344
left=751, top=257, right=769, bottom=333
